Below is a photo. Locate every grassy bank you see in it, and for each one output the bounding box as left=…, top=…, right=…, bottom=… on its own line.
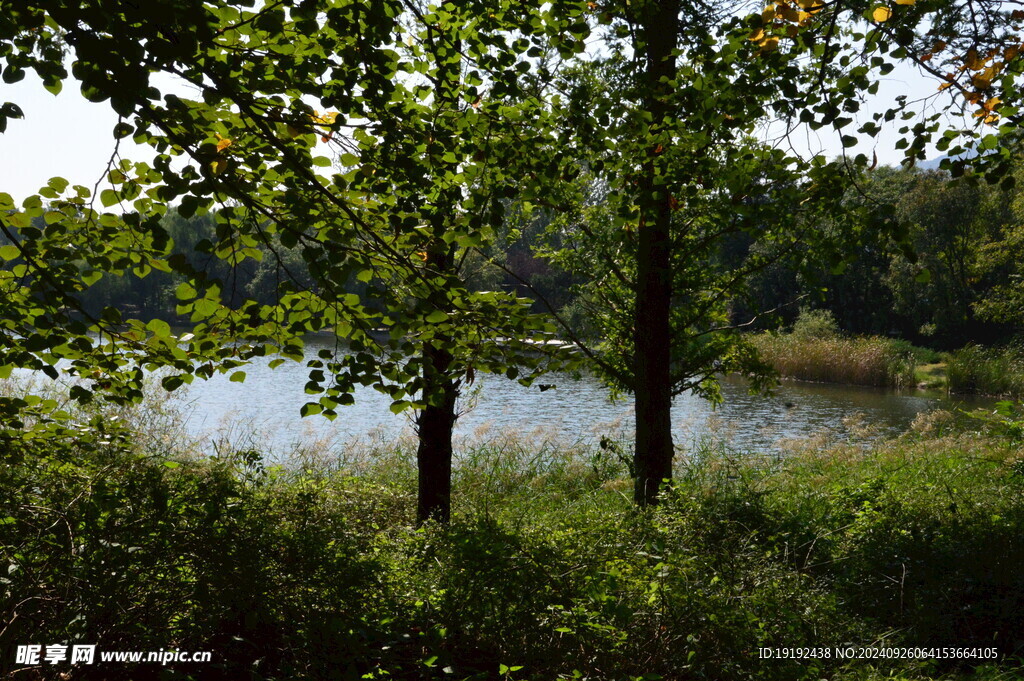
left=2, top=405, right=1024, bottom=680
left=948, top=344, right=1024, bottom=397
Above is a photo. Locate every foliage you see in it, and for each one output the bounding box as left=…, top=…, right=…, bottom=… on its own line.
left=962, top=399, right=1024, bottom=445
left=0, top=0, right=593, bottom=521
left=4, top=395, right=1024, bottom=680
left=761, top=430, right=1024, bottom=658
left=790, top=308, right=841, bottom=341
left=947, top=344, right=1024, bottom=397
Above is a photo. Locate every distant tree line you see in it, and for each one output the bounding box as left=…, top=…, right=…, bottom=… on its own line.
left=6, top=162, right=1020, bottom=351
left=733, top=164, right=1024, bottom=349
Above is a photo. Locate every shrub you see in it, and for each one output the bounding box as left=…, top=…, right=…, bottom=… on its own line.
left=790, top=307, right=841, bottom=341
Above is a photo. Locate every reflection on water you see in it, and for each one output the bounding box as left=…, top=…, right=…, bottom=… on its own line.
left=177, top=335, right=995, bottom=459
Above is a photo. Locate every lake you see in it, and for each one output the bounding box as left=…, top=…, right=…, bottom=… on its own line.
left=167, top=334, right=993, bottom=460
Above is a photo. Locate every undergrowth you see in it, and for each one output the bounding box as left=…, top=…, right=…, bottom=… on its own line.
left=1, top=380, right=1023, bottom=680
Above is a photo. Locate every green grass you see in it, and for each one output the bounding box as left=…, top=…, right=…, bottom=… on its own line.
left=751, top=332, right=918, bottom=388
left=914, top=362, right=947, bottom=390
left=947, top=344, right=1024, bottom=397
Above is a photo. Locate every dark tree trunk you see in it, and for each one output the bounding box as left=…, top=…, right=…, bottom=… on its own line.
left=412, top=21, right=462, bottom=525
left=633, top=0, right=679, bottom=507
left=416, top=342, right=457, bottom=524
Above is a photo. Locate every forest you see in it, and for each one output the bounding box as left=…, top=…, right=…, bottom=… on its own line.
left=3, top=0, right=1024, bottom=679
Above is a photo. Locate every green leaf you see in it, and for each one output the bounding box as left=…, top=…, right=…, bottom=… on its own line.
left=425, top=310, right=448, bottom=323
left=100, top=189, right=119, bottom=207
left=300, top=402, right=323, bottom=417
left=0, top=244, right=20, bottom=261
left=176, top=282, right=197, bottom=300
left=146, top=319, right=171, bottom=337
left=229, top=371, right=246, bottom=383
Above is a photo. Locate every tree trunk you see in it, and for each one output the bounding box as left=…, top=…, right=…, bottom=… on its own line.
left=416, top=342, right=457, bottom=524
left=633, top=0, right=679, bottom=507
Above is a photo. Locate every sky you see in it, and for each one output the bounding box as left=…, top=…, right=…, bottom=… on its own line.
left=0, top=56, right=957, bottom=204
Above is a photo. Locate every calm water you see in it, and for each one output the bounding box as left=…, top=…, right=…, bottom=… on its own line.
left=167, top=334, right=994, bottom=458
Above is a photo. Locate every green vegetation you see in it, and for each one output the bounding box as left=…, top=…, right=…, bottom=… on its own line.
left=948, top=345, right=1024, bottom=398
left=752, top=332, right=916, bottom=388
left=915, top=363, right=948, bottom=391
left=3, top=394, right=1023, bottom=680
left=5, top=0, right=1024, bottom=520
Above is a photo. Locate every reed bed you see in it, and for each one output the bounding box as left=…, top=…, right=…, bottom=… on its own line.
left=947, top=343, right=1024, bottom=397
left=751, top=332, right=917, bottom=388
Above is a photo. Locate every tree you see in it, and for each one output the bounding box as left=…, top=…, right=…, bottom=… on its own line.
left=502, top=0, right=1024, bottom=505
left=0, top=0, right=579, bottom=523
left=508, top=0, right=880, bottom=505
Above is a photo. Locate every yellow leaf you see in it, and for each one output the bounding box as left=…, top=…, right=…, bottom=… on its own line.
left=215, top=135, right=232, bottom=152
left=938, top=82, right=953, bottom=91
left=964, top=48, right=984, bottom=70
left=972, top=74, right=992, bottom=90
left=748, top=28, right=765, bottom=42
left=1005, top=45, right=1020, bottom=61
left=758, top=36, right=780, bottom=53
left=893, top=0, right=914, bottom=5
left=780, top=6, right=800, bottom=22
left=211, top=157, right=227, bottom=175
left=984, top=114, right=1000, bottom=124
left=982, top=63, right=1003, bottom=81
left=762, top=5, right=776, bottom=22
left=983, top=96, right=1001, bottom=111
left=872, top=6, right=892, bottom=22
left=311, top=110, right=339, bottom=126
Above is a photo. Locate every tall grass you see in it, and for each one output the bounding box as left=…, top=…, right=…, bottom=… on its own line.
left=947, top=343, right=1024, bottom=397
left=752, top=332, right=917, bottom=388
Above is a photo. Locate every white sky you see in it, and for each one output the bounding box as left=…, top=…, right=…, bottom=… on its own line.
left=0, top=56, right=958, bottom=203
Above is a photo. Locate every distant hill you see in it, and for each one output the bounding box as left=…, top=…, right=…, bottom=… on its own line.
left=918, top=147, right=981, bottom=171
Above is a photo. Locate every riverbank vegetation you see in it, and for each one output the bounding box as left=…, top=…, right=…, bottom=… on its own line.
left=948, top=344, right=1024, bottom=398
left=750, top=310, right=918, bottom=389
left=2, top=390, right=1023, bottom=681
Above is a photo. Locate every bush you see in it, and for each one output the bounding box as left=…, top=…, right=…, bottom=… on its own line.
left=3, top=405, right=1024, bottom=680
left=791, top=307, right=841, bottom=341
